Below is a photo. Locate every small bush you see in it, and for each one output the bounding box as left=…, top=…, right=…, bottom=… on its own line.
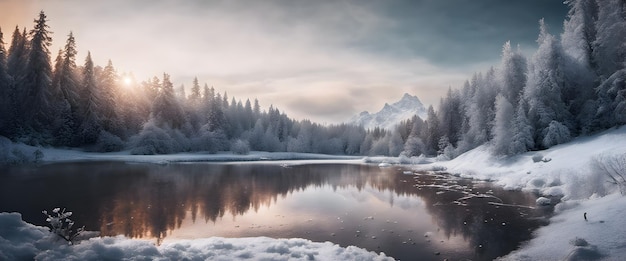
left=231, top=139, right=250, bottom=155
left=532, top=153, right=544, bottom=163
left=42, top=207, right=84, bottom=244
left=95, top=131, right=125, bottom=152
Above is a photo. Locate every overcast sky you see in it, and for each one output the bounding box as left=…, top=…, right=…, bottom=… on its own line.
left=0, top=0, right=568, bottom=123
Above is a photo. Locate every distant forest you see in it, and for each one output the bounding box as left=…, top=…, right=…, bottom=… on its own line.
left=0, top=0, right=624, bottom=158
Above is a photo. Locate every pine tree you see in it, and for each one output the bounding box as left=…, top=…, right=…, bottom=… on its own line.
left=492, top=94, right=515, bottom=155
left=423, top=105, right=440, bottom=156
left=509, top=99, right=534, bottom=154
left=592, top=0, right=626, bottom=78
left=561, top=0, right=598, bottom=68
left=188, top=76, right=201, bottom=107
left=152, top=73, right=185, bottom=129
left=78, top=52, right=101, bottom=144
left=499, top=41, right=527, bottom=107
left=7, top=26, right=28, bottom=85
left=0, top=26, right=13, bottom=136
left=524, top=19, right=573, bottom=148
left=21, top=11, right=54, bottom=137
left=59, top=32, right=79, bottom=108
left=99, top=60, right=120, bottom=134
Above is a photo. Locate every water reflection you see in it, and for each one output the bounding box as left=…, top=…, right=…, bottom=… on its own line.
left=0, top=162, right=550, bottom=260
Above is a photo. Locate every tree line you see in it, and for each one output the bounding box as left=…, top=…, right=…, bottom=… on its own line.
left=0, top=0, right=624, bottom=158
left=0, top=11, right=386, bottom=155
left=399, top=0, right=626, bottom=159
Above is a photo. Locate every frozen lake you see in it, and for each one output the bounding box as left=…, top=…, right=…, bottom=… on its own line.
left=0, top=162, right=552, bottom=260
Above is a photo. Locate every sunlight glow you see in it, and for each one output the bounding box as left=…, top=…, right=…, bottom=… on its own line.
left=123, top=77, right=133, bottom=86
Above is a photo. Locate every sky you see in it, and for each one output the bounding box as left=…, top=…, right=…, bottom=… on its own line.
left=0, top=0, right=568, bottom=124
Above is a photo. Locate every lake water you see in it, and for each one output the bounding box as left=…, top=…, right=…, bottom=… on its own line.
left=0, top=161, right=551, bottom=260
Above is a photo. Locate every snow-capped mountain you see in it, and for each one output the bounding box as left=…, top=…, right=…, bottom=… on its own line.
left=348, top=93, right=427, bottom=130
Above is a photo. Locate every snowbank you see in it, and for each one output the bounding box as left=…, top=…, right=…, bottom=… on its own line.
left=421, top=125, right=626, bottom=260
left=0, top=212, right=393, bottom=261
left=0, top=143, right=362, bottom=165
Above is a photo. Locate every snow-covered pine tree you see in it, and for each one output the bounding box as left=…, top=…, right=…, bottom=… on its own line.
left=437, top=88, right=463, bottom=147
left=562, top=0, right=598, bottom=68
left=21, top=11, right=54, bottom=138
left=0, top=27, right=13, bottom=137
left=188, top=77, right=201, bottom=108
left=7, top=26, right=28, bottom=89
left=78, top=52, right=102, bottom=144
left=423, top=105, right=441, bottom=156
left=524, top=19, right=573, bottom=149
left=592, top=0, right=626, bottom=79
left=98, top=60, right=121, bottom=135
left=559, top=1, right=599, bottom=134
left=492, top=94, right=515, bottom=155
left=152, top=73, right=186, bottom=129
left=509, top=99, right=534, bottom=154
left=499, top=41, right=527, bottom=107
left=403, top=117, right=426, bottom=157
left=59, top=32, right=79, bottom=109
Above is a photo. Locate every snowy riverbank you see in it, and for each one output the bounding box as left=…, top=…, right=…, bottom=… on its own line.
left=420, top=125, right=626, bottom=260
left=0, top=212, right=392, bottom=261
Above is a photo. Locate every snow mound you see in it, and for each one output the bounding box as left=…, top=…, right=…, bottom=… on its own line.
left=0, top=212, right=394, bottom=261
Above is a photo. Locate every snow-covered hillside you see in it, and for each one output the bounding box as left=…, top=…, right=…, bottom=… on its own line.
left=348, top=93, right=426, bottom=130
left=419, top=125, right=626, bottom=260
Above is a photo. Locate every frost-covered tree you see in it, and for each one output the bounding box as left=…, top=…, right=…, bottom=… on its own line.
left=99, top=60, right=120, bottom=134
left=457, top=70, right=497, bottom=153
left=423, top=105, right=441, bottom=156
left=78, top=52, right=101, bottom=144
left=492, top=42, right=528, bottom=155
left=176, top=84, right=186, bottom=101
left=437, top=88, right=463, bottom=147
left=491, top=94, right=515, bottom=155
left=509, top=100, right=534, bottom=155
left=595, top=69, right=626, bottom=128
left=542, top=120, right=572, bottom=147
left=562, top=0, right=598, bottom=68
left=592, top=0, right=626, bottom=78
left=152, top=73, right=186, bottom=129
left=401, top=116, right=426, bottom=156
left=59, top=32, right=79, bottom=108
left=524, top=20, right=573, bottom=148
left=188, top=76, right=201, bottom=107
left=499, top=41, right=528, bottom=106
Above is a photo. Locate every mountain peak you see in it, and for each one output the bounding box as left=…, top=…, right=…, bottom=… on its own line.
left=347, top=93, right=427, bottom=130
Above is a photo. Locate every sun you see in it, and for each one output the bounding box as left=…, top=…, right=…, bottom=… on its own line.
left=122, top=77, right=133, bottom=86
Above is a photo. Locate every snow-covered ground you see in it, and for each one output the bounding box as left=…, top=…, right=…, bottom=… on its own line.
left=2, top=126, right=626, bottom=260
left=419, top=126, right=626, bottom=260
left=0, top=212, right=392, bottom=261
left=0, top=137, right=361, bottom=165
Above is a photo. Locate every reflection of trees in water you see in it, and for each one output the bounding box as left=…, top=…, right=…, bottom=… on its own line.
left=98, top=164, right=399, bottom=242
left=0, top=161, right=545, bottom=255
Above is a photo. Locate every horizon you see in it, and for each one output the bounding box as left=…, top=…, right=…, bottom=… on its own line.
left=0, top=0, right=568, bottom=124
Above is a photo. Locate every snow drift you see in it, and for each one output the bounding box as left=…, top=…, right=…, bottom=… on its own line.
left=0, top=212, right=393, bottom=261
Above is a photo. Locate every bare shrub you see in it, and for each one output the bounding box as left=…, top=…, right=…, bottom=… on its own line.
left=42, top=208, right=85, bottom=244
left=591, top=153, right=626, bottom=195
